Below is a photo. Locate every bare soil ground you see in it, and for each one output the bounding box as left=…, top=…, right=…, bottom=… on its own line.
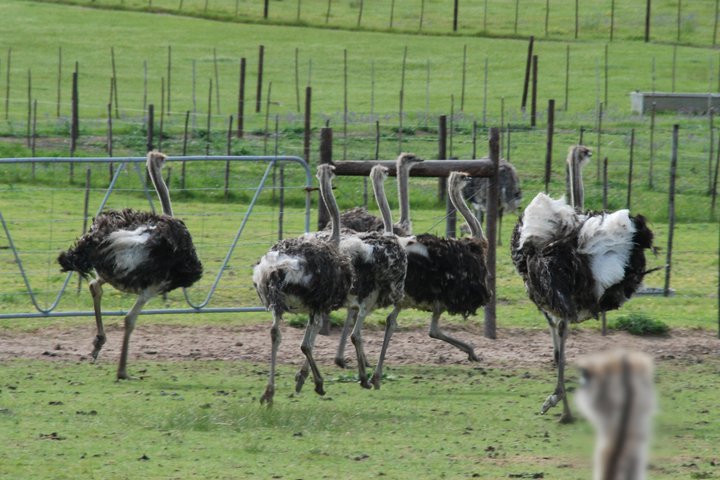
left=1, top=323, right=717, bottom=368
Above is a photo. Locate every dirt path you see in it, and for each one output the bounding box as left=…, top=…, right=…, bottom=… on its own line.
left=1, top=323, right=717, bottom=368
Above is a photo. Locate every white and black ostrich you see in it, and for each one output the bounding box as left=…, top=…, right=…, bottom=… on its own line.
left=368, top=157, right=491, bottom=389
left=57, top=151, right=203, bottom=380
left=322, top=165, right=409, bottom=388
left=510, top=145, right=655, bottom=422
left=576, top=350, right=655, bottom=480
left=253, top=164, right=353, bottom=405
left=462, top=158, right=522, bottom=244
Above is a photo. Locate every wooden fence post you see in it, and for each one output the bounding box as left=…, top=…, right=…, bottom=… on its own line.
left=521, top=36, right=534, bottom=111
left=453, top=0, right=459, bottom=32
left=147, top=104, right=154, bottom=152
left=237, top=57, right=246, bottom=138
left=531, top=55, right=538, bottom=127
left=256, top=45, right=264, bottom=113
left=545, top=99, right=555, bottom=193
left=438, top=115, right=447, bottom=201
left=627, top=128, right=635, bottom=209
left=664, top=124, right=679, bottom=297
left=182, top=110, right=189, bottom=190
left=70, top=67, right=79, bottom=183
left=602, top=156, right=609, bottom=210
left=303, top=86, right=312, bottom=164
left=645, top=0, right=652, bottom=42
left=484, top=127, right=500, bottom=340
left=318, top=128, right=332, bottom=231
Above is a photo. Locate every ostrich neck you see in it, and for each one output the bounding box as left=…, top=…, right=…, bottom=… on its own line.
left=449, top=178, right=484, bottom=239
left=319, top=172, right=341, bottom=245
left=371, top=173, right=394, bottom=235
left=148, top=159, right=173, bottom=217
left=397, top=163, right=412, bottom=234
left=568, top=151, right=585, bottom=211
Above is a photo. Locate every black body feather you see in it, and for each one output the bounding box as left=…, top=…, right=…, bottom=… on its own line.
left=255, top=237, right=353, bottom=316
left=319, top=207, right=409, bottom=236
left=404, top=234, right=490, bottom=317
left=510, top=212, right=654, bottom=322
left=58, top=208, right=202, bottom=294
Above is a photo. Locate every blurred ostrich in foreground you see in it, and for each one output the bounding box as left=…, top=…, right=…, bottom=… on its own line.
left=58, top=151, right=203, bottom=380
left=511, top=145, right=655, bottom=422
left=576, top=350, right=655, bottom=480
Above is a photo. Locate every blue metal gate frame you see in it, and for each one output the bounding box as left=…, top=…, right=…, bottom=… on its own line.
left=0, top=155, right=312, bottom=319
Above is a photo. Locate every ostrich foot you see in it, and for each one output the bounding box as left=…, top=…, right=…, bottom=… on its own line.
left=468, top=351, right=480, bottom=362
left=359, top=376, right=372, bottom=390
left=334, top=357, right=348, bottom=369
left=115, top=371, right=135, bottom=381
left=559, top=412, right=575, bottom=424
left=260, top=387, right=274, bottom=406
left=91, top=335, right=106, bottom=362
left=295, top=368, right=309, bottom=393
left=541, top=391, right=563, bottom=415
left=370, top=373, right=382, bottom=390
left=313, top=380, right=325, bottom=397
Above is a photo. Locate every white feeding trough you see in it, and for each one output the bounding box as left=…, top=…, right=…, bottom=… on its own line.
left=630, top=91, right=720, bottom=114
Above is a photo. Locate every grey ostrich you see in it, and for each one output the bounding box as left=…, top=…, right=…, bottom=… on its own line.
left=576, top=350, right=655, bottom=480
left=510, top=145, right=655, bottom=422
left=299, top=165, right=408, bottom=389
left=367, top=159, right=491, bottom=389
left=462, top=158, right=521, bottom=244
left=58, top=151, right=203, bottom=380
left=253, top=164, right=353, bottom=405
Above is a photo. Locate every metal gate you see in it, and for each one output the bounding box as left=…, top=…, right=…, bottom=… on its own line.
left=0, top=155, right=312, bottom=319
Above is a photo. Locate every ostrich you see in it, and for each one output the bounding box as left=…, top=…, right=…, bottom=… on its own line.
left=510, top=145, right=655, bottom=422
left=322, top=165, right=409, bottom=388
left=576, top=350, right=655, bottom=480
left=368, top=157, right=491, bottom=389
left=57, top=151, right=203, bottom=380
left=462, top=158, right=522, bottom=244
left=253, top=164, right=353, bottom=405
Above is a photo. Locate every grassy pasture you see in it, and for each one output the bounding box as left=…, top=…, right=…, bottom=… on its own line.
left=1, top=358, right=719, bottom=479
left=0, top=2, right=719, bottom=479
left=31, top=0, right=720, bottom=47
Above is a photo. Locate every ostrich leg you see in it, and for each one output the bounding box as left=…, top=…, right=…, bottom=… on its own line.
left=116, top=291, right=152, bottom=381
left=261, top=310, right=283, bottom=405
left=334, top=308, right=359, bottom=368
left=89, top=279, right=107, bottom=361
left=370, top=304, right=401, bottom=390
left=300, top=312, right=326, bottom=396
left=541, top=318, right=574, bottom=423
left=428, top=305, right=480, bottom=362
left=350, top=304, right=373, bottom=389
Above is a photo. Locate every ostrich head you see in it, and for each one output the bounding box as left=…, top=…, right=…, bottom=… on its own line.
left=146, top=150, right=172, bottom=217
left=566, top=145, right=592, bottom=211
left=396, top=153, right=423, bottom=233
left=575, top=350, right=655, bottom=480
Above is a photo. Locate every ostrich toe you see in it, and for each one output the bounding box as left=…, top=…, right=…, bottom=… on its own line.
left=541, top=392, right=563, bottom=414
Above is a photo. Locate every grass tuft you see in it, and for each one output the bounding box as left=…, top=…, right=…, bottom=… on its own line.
left=610, top=313, right=670, bottom=336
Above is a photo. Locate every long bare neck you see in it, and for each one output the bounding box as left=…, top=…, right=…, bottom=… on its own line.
left=397, top=161, right=412, bottom=234
left=371, top=168, right=393, bottom=235
left=147, top=154, right=173, bottom=217
left=318, top=169, right=341, bottom=245
left=449, top=173, right=484, bottom=239
left=568, top=149, right=585, bottom=211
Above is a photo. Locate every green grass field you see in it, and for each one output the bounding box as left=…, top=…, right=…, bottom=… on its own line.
left=1, top=2, right=719, bottom=479
left=1, top=358, right=719, bottom=479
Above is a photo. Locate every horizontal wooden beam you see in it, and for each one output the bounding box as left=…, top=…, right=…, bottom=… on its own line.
left=329, top=159, right=495, bottom=177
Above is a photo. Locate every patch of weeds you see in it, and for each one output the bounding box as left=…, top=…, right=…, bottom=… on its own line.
left=610, top=313, right=669, bottom=336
